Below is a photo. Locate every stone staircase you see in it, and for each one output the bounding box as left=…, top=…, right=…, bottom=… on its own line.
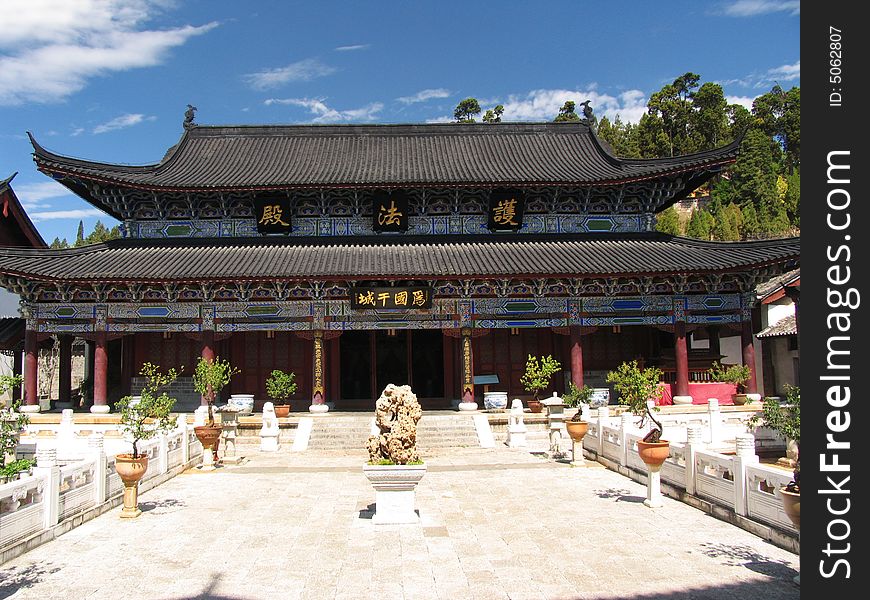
left=303, top=412, right=481, bottom=452
left=416, top=414, right=480, bottom=450
left=305, top=415, right=375, bottom=451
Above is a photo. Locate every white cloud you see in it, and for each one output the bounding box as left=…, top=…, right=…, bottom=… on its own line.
left=243, top=58, right=336, bottom=91
left=397, top=88, right=452, bottom=105
left=0, top=1, right=217, bottom=105
left=29, top=208, right=106, bottom=222
left=93, top=113, right=156, bottom=134
left=264, top=97, right=383, bottom=123
left=334, top=44, right=369, bottom=52
left=13, top=180, right=75, bottom=210
left=460, top=88, right=649, bottom=125
left=722, top=1, right=800, bottom=16
left=767, top=61, right=800, bottom=82
left=726, top=95, right=757, bottom=111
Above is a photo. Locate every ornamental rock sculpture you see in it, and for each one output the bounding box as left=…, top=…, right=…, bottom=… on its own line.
left=366, top=384, right=422, bottom=464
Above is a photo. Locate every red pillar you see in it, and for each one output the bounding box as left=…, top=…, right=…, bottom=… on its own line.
left=92, top=331, right=109, bottom=412
left=201, top=329, right=215, bottom=363
left=741, top=320, right=759, bottom=395
left=311, top=331, right=327, bottom=410
left=674, top=321, right=690, bottom=398
left=58, top=335, right=73, bottom=406
left=460, top=328, right=475, bottom=405
left=569, top=326, right=584, bottom=389
left=23, top=328, right=38, bottom=409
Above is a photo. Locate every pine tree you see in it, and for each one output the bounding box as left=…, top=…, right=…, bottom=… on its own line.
left=655, top=206, right=683, bottom=236
left=75, top=220, right=85, bottom=246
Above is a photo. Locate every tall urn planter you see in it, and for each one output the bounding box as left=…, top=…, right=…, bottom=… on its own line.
left=637, top=439, right=670, bottom=508
left=115, top=454, right=149, bottom=518
left=565, top=419, right=589, bottom=465
left=113, top=362, right=179, bottom=518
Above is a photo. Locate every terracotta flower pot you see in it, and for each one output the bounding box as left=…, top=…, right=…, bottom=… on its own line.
left=636, top=439, right=670, bottom=468
left=566, top=420, right=589, bottom=443
left=527, top=398, right=543, bottom=413
left=274, top=404, right=291, bottom=418
left=115, top=453, right=149, bottom=518
left=780, top=487, right=800, bottom=530
left=194, top=424, right=222, bottom=450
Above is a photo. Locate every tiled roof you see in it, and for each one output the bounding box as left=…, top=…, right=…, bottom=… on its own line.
left=757, top=314, right=797, bottom=338
left=30, top=123, right=739, bottom=192
left=756, top=268, right=800, bottom=300
left=0, top=233, right=799, bottom=284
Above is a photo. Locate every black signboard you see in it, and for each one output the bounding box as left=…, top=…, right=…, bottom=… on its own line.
left=487, top=188, right=525, bottom=231
left=351, top=286, right=433, bottom=309
left=254, top=197, right=292, bottom=234
left=372, top=191, right=409, bottom=232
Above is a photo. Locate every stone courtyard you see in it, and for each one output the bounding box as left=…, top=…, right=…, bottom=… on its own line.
left=0, top=445, right=799, bottom=600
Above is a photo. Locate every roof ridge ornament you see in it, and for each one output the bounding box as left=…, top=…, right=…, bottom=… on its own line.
left=579, top=100, right=594, bottom=125
left=183, top=104, right=197, bottom=129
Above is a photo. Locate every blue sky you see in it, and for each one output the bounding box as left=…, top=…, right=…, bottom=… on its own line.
left=0, top=0, right=799, bottom=244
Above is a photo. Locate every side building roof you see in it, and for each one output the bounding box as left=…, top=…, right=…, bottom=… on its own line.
left=0, top=233, right=799, bottom=285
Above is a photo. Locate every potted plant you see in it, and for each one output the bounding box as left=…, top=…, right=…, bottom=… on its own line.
left=563, top=381, right=594, bottom=438
left=363, top=384, right=425, bottom=524
left=519, top=354, right=562, bottom=413
left=0, top=374, right=34, bottom=481
left=606, top=360, right=667, bottom=465
left=192, top=356, right=240, bottom=462
left=265, top=369, right=297, bottom=418
left=749, top=385, right=800, bottom=529
left=114, top=363, right=179, bottom=518
left=708, top=361, right=752, bottom=405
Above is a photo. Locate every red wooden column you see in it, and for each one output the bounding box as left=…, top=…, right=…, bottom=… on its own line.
left=22, top=328, right=39, bottom=412
left=459, top=328, right=477, bottom=409
left=309, top=330, right=328, bottom=412
left=91, top=331, right=110, bottom=413
left=57, top=335, right=73, bottom=407
left=741, top=319, right=759, bottom=395
left=673, top=321, right=690, bottom=400
left=569, top=326, right=584, bottom=389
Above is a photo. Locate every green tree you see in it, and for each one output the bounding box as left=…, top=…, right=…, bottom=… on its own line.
left=712, top=202, right=743, bottom=241
left=783, top=170, right=800, bottom=229
left=606, top=360, right=664, bottom=440
left=598, top=115, right=641, bottom=158
left=655, top=206, right=683, bottom=236
left=636, top=113, right=671, bottom=158
left=686, top=207, right=714, bottom=240
left=482, top=104, right=504, bottom=123
left=752, top=85, right=801, bottom=171
left=454, top=97, right=481, bottom=123
left=691, top=82, right=728, bottom=149
left=741, top=202, right=761, bottom=239
left=554, top=100, right=581, bottom=122
left=726, top=103, right=752, bottom=141
left=75, top=220, right=84, bottom=245
left=520, top=355, right=562, bottom=401
left=647, top=72, right=700, bottom=156
left=115, top=363, right=179, bottom=458
left=50, top=237, right=69, bottom=249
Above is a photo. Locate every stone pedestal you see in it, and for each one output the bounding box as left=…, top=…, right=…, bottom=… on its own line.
left=90, top=404, right=111, bottom=414
left=672, top=395, right=693, bottom=405
left=363, top=464, right=426, bottom=524
left=644, top=466, right=664, bottom=508
left=457, top=401, right=478, bottom=411
left=220, top=408, right=242, bottom=464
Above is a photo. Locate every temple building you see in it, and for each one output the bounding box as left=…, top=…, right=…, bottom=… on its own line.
left=0, top=117, right=800, bottom=413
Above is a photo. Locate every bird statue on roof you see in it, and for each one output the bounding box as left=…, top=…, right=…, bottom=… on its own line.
left=183, top=104, right=197, bottom=129
left=579, top=100, right=594, bottom=123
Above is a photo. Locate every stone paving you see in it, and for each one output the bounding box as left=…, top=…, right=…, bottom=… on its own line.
left=0, top=446, right=799, bottom=600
